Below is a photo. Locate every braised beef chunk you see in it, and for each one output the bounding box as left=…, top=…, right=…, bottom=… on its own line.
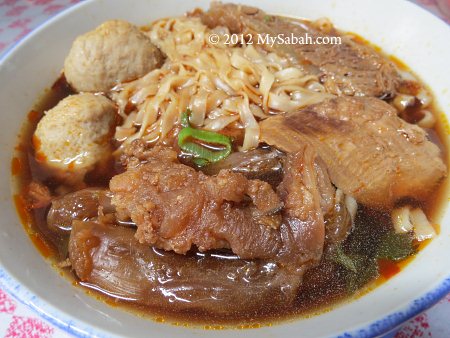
left=110, top=142, right=338, bottom=267
left=324, top=189, right=354, bottom=244
left=111, top=145, right=284, bottom=258
left=47, top=188, right=113, bottom=234
left=201, top=2, right=400, bottom=98
left=68, top=220, right=304, bottom=316
left=201, top=148, right=284, bottom=187
left=27, top=181, right=52, bottom=209
left=70, top=145, right=346, bottom=315
left=275, top=145, right=327, bottom=265
left=119, top=139, right=178, bottom=169
left=260, top=97, right=447, bottom=207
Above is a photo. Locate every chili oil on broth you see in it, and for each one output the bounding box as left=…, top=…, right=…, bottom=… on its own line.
left=10, top=23, right=450, bottom=328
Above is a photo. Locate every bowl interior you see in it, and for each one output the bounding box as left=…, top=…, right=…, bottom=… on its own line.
left=0, top=0, right=449, bottom=337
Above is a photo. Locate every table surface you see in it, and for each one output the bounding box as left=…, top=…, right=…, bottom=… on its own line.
left=1, top=0, right=449, bottom=337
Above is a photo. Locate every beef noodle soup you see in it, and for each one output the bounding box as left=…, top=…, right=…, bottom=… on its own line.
left=11, top=2, right=449, bottom=326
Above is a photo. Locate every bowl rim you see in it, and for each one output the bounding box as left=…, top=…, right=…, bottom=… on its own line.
left=0, top=0, right=450, bottom=337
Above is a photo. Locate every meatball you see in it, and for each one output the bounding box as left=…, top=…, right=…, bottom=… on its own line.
left=64, top=20, right=164, bottom=93
left=34, top=93, right=116, bottom=178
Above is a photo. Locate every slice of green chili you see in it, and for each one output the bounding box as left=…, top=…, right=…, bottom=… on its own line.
left=177, top=111, right=232, bottom=166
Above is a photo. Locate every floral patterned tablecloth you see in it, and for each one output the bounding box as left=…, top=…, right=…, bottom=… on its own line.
left=0, top=0, right=449, bottom=337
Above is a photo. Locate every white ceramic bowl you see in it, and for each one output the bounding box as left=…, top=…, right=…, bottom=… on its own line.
left=0, top=0, right=449, bottom=337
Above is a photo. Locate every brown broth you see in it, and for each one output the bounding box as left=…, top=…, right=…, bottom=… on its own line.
left=11, top=33, right=450, bottom=328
